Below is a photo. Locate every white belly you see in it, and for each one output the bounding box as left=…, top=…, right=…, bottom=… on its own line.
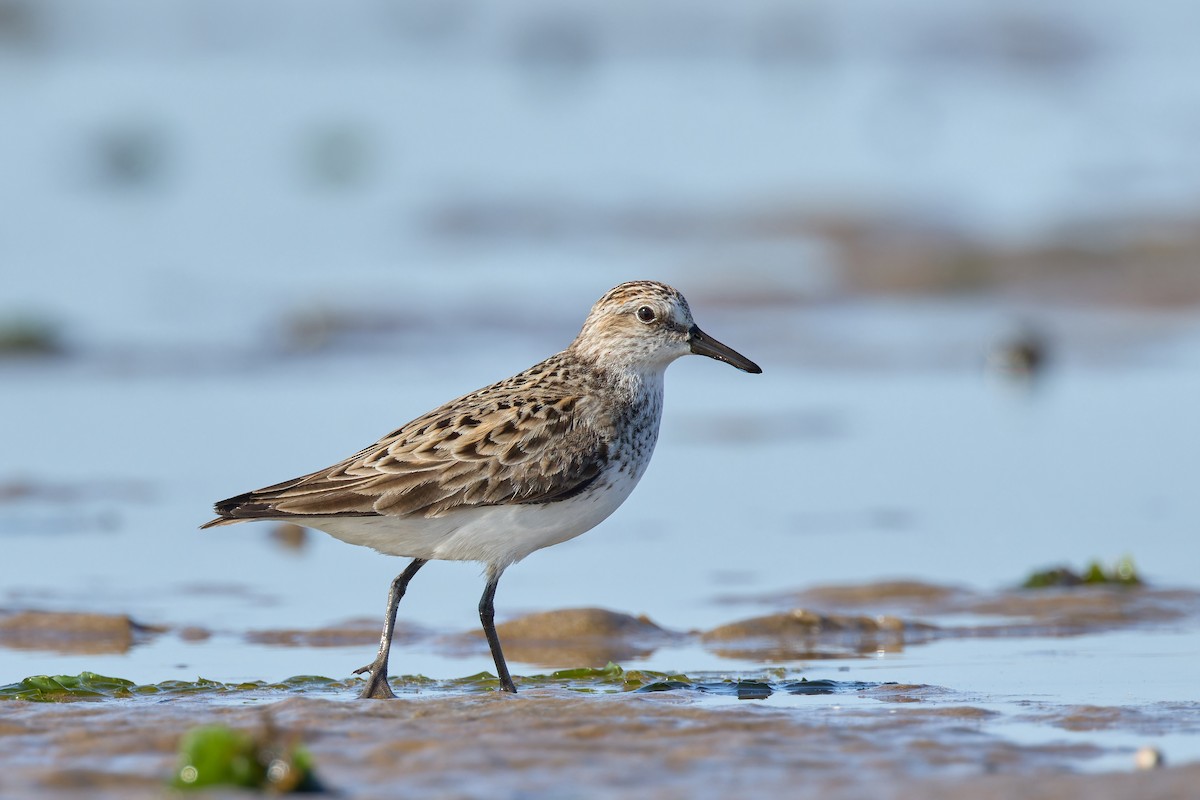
left=297, top=461, right=645, bottom=572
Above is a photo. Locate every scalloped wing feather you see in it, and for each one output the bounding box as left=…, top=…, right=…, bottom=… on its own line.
left=205, top=382, right=613, bottom=526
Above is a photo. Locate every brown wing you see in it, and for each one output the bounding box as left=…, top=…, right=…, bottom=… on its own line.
left=202, top=391, right=611, bottom=527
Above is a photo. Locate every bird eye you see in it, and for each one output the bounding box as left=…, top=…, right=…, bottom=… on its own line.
left=636, top=306, right=656, bottom=324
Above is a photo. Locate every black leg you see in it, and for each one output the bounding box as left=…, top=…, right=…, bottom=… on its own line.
left=479, top=572, right=517, bottom=693
left=354, top=558, right=426, bottom=699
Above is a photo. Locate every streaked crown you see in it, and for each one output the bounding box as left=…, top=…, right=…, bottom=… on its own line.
left=569, top=280, right=696, bottom=371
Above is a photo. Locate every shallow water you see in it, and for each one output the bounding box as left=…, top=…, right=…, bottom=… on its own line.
left=3, top=304, right=1200, bottom=794
left=4, top=1, right=1200, bottom=793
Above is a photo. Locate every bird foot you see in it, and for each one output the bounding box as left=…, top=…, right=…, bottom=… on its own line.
left=354, top=663, right=396, bottom=699
left=358, top=673, right=396, bottom=700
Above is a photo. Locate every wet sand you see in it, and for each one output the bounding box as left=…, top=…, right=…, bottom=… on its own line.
left=2, top=687, right=1196, bottom=799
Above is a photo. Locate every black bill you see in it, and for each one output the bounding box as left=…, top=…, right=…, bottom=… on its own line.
left=689, top=325, right=762, bottom=374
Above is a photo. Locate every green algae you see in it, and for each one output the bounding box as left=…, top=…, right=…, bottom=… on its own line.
left=538, top=662, right=691, bottom=692
left=1022, top=557, right=1143, bottom=589
left=0, top=667, right=884, bottom=702
left=0, top=314, right=63, bottom=357
left=0, top=672, right=138, bottom=700
left=172, top=724, right=323, bottom=793
left=0, top=672, right=362, bottom=702
left=442, top=666, right=884, bottom=700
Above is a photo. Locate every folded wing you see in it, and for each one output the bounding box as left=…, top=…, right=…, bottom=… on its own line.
left=202, top=392, right=610, bottom=527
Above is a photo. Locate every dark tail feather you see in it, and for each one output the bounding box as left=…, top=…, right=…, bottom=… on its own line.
left=200, top=489, right=279, bottom=529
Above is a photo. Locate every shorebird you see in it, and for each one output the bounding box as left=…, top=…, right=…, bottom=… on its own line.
left=202, top=280, right=761, bottom=698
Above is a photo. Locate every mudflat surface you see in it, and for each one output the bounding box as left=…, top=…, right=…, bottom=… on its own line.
left=2, top=687, right=1196, bottom=799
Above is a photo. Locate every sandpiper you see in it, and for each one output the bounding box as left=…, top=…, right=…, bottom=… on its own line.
left=202, top=280, right=761, bottom=698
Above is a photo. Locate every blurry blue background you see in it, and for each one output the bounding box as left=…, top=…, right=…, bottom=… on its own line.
left=2, top=0, right=1200, bottom=684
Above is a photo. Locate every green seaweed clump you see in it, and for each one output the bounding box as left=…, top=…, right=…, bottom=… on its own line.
left=1022, top=556, right=1143, bottom=589
left=0, top=672, right=364, bottom=702
left=535, top=663, right=693, bottom=693
left=0, top=315, right=63, bottom=358
left=0, top=672, right=138, bottom=701
left=172, top=724, right=323, bottom=793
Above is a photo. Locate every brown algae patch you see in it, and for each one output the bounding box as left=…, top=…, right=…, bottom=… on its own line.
left=701, top=608, right=936, bottom=661
left=450, top=608, right=682, bottom=667
left=704, top=609, right=913, bottom=637
left=231, top=578, right=1200, bottom=673
left=0, top=610, right=162, bottom=655
left=728, top=579, right=1200, bottom=640
left=786, top=580, right=975, bottom=616
left=1024, top=703, right=1200, bottom=736
left=962, top=587, right=1200, bottom=632
left=492, top=608, right=671, bottom=639
left=246, top=619, right=426, bottom=649
left=699, top=578, right=1200, bottom=663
